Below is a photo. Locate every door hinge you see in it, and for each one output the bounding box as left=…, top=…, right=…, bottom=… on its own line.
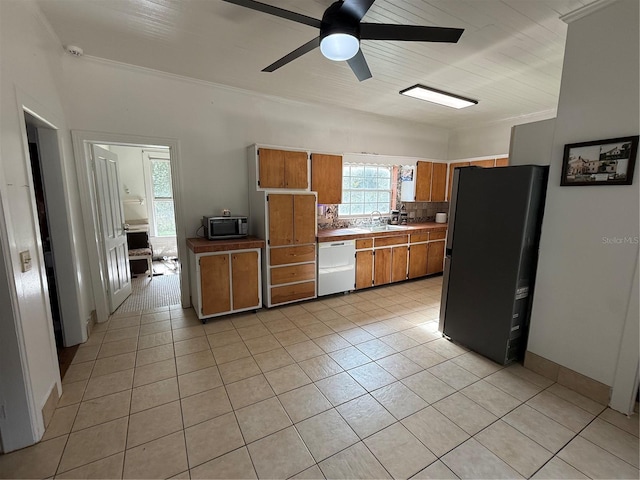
left=257, top=149, right=260, bottom=155
left=266, top=195, right=269, bottom=202
left=267, top=239, right=270, bottom=245
left=258, top=180, right=261, bottom=187
left=373, top=251, right=375, bottom=256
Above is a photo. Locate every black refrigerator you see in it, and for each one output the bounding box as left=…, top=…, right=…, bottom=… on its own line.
left=439, top=165, right=549, bottom=365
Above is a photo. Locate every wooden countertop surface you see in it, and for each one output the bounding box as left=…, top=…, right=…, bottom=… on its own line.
left=317, top=222, right=447, bottom=242
left=187, top=236, right=265, bottom=253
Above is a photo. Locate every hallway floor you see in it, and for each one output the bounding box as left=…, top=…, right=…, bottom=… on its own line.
left=0, top=277, right=638, bottom=479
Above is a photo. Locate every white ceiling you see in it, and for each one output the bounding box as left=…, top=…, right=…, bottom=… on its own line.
left=37, top=0, right=591, bottom=129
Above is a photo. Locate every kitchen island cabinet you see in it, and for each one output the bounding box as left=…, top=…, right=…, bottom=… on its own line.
left=187, top=237, right=264, bottom=322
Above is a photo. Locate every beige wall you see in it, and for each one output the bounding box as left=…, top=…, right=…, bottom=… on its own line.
left=527, top=0, right=639, bottom=388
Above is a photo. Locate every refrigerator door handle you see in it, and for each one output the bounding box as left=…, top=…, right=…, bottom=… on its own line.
left=446, top=168, right=462, bottom=250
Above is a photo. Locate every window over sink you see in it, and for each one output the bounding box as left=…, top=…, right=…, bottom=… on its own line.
left=339, top=163, right=393, bottom=217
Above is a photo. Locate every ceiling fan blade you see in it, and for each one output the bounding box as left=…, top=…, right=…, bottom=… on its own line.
left=262, top=37, right=321, bottom=72
left=360, top=24, right=464, bottom=43
left=347, top=49, right=372, bottom=81
left=339, top=0, right=376, bottom=21
left=221, top=0, right=321, bottom=28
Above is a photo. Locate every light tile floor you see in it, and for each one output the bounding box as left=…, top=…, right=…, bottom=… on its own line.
left=1, top=277, right=638, bottom=479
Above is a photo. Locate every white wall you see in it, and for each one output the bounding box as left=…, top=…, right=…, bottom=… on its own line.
left=447, top=111, right=555, bottom=160
left=0, top=0, right=93, bottom=450
left=509, top=118, right=556, bottom=166
left=527, top=0, right=639, bottom=387
left=110, top=145, right=148, bottom=221
left=59, top=57, right=451, bottom=238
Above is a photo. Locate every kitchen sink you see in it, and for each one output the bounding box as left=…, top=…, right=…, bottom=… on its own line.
left=365, top=224, right=409, bottom=232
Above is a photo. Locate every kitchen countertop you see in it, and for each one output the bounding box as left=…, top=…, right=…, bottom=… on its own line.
left=187, top=236, right=265, bottom=253
left=317, top=222, right=447, bottom=242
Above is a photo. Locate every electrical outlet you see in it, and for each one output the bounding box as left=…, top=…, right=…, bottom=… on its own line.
left=19, top=250, right=32, bottom=272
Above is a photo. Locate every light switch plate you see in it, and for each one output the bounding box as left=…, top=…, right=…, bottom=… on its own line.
left=19, top=250, right=32, bottom=272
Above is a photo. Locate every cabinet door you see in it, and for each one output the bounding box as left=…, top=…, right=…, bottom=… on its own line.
left=258, top=148, right=285, bottom=188
left=427, top=240, right=445, bottom=275
left=408, top=243, right=428, bottom=279
left=231, top=251, right=260, bottom=310
left=355, top=250, right=373, bottom=289
left=431, top=163, right=447, bottom=202
left=268, top=194, right=293, bottom=246
left=391, top=246, right=408, bottom=282
left=374, top=248, right=391, bottom=286
left=311, top=154, right=342, bottom=204
left=414, top=161, right=433, bottom=201
left=495, top=157, right=509, bottom=167
left=284, top=151, right=309, bottom=189
left=200, top=254, right=231, bottom=315
left=293, top=194, right=316, bottom=245
left=470, top=159, right=496, bottom=168
left=447, top=162, right=470, bottom=201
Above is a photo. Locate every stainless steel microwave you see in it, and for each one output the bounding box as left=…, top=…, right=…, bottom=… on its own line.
left=202, top=216, right=248, bottom=240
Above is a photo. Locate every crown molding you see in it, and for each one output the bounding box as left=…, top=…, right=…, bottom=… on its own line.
left=560, top=0, right=618, bottom=24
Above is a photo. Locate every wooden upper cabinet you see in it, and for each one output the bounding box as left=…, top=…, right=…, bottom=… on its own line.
left=258, top=148, right=308, bottom=189
left=268, top=194, right=315, bottom=246
left=231, top=251, right=259, bottom=310
left=293, top=194, right=316, bottom=245
left=447, top=161, right=470, bottom=201
left=311, top=154, right=342, bottom=204
left=284, top=151, right=309, bottom=189
left=470, top=159, right=496, bottom=168
left=414, top=161, right=433, bottom=201
left=495, top=157, right=509, bottom=167
left=268, top=194, right=294, bottom=246
left=431, top=163, right=447, bottom=202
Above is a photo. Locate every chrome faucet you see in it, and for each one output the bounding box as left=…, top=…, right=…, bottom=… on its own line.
left=370, top=210, right=382, bottom=226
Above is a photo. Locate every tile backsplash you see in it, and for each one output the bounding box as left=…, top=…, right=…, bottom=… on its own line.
left=318, top=202, right=449, bottom=230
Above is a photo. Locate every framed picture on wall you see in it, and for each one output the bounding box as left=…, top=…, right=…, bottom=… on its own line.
left=561, top=135, right=638, bottom=186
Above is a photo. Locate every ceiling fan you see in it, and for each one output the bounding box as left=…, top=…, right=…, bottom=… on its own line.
left=221, top=0, right=464, bottom=81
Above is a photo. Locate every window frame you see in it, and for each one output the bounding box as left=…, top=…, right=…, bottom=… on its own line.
left=338, top=162, right=394, bottom=218
left=142, top=149, right=176, bottom=237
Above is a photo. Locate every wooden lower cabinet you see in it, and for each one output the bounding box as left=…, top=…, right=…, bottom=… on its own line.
left=408, top=243, right=428, bottom=279
left=194, top=249, right=262, bottom=321
left=355, top=250, right=373, bottom=289
left=427, top=241, right=445, bottom=275
left=374, top=246, right=407, bottom=286
left=231, top=251, right=260, bottom=310
left=200, top=254, right=231, bottom=316
left=271, top=281, right=315, bottom=305
left=391, top=246, right=408, bottom=283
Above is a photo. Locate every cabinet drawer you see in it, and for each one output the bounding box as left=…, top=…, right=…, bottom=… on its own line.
left=271, top=263, right=316, bottom=286
left=271, top=281, right=315, bottom=305
left=356, top=238, right=373, bottom=249
left=410, top=233, right=429, bottom=243
left=270, top=245, right=316, bottom=266
left=430, top=231, right=446, bottom=240
left=374, top=235, right=408, bottom=247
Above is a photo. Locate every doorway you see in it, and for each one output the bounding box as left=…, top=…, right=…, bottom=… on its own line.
left=72, top=131, right=189, bottom=323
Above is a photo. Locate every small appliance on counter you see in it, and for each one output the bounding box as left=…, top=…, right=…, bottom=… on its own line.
left=400, top=205, right=408, bottom=224
left=390, top=210, right=400, bottom=225
left=202, top=215, right=248, bottom=240
left=435, top=212, right=447, bottom=223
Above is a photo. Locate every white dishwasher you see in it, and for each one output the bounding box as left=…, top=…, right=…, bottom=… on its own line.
left=318, top=240, right=356, bottom=296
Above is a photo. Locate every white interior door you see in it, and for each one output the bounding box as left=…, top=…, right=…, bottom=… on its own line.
left=92, top=145, right=131, bottom=312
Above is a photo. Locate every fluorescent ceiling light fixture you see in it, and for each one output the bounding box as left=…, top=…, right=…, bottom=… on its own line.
left=399, top=84, right=478, bottom=109
left=320, top=33, right=359, bottom=61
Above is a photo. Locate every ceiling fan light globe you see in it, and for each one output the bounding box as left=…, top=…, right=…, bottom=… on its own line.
left=320, top=33, right=359, bottom=61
